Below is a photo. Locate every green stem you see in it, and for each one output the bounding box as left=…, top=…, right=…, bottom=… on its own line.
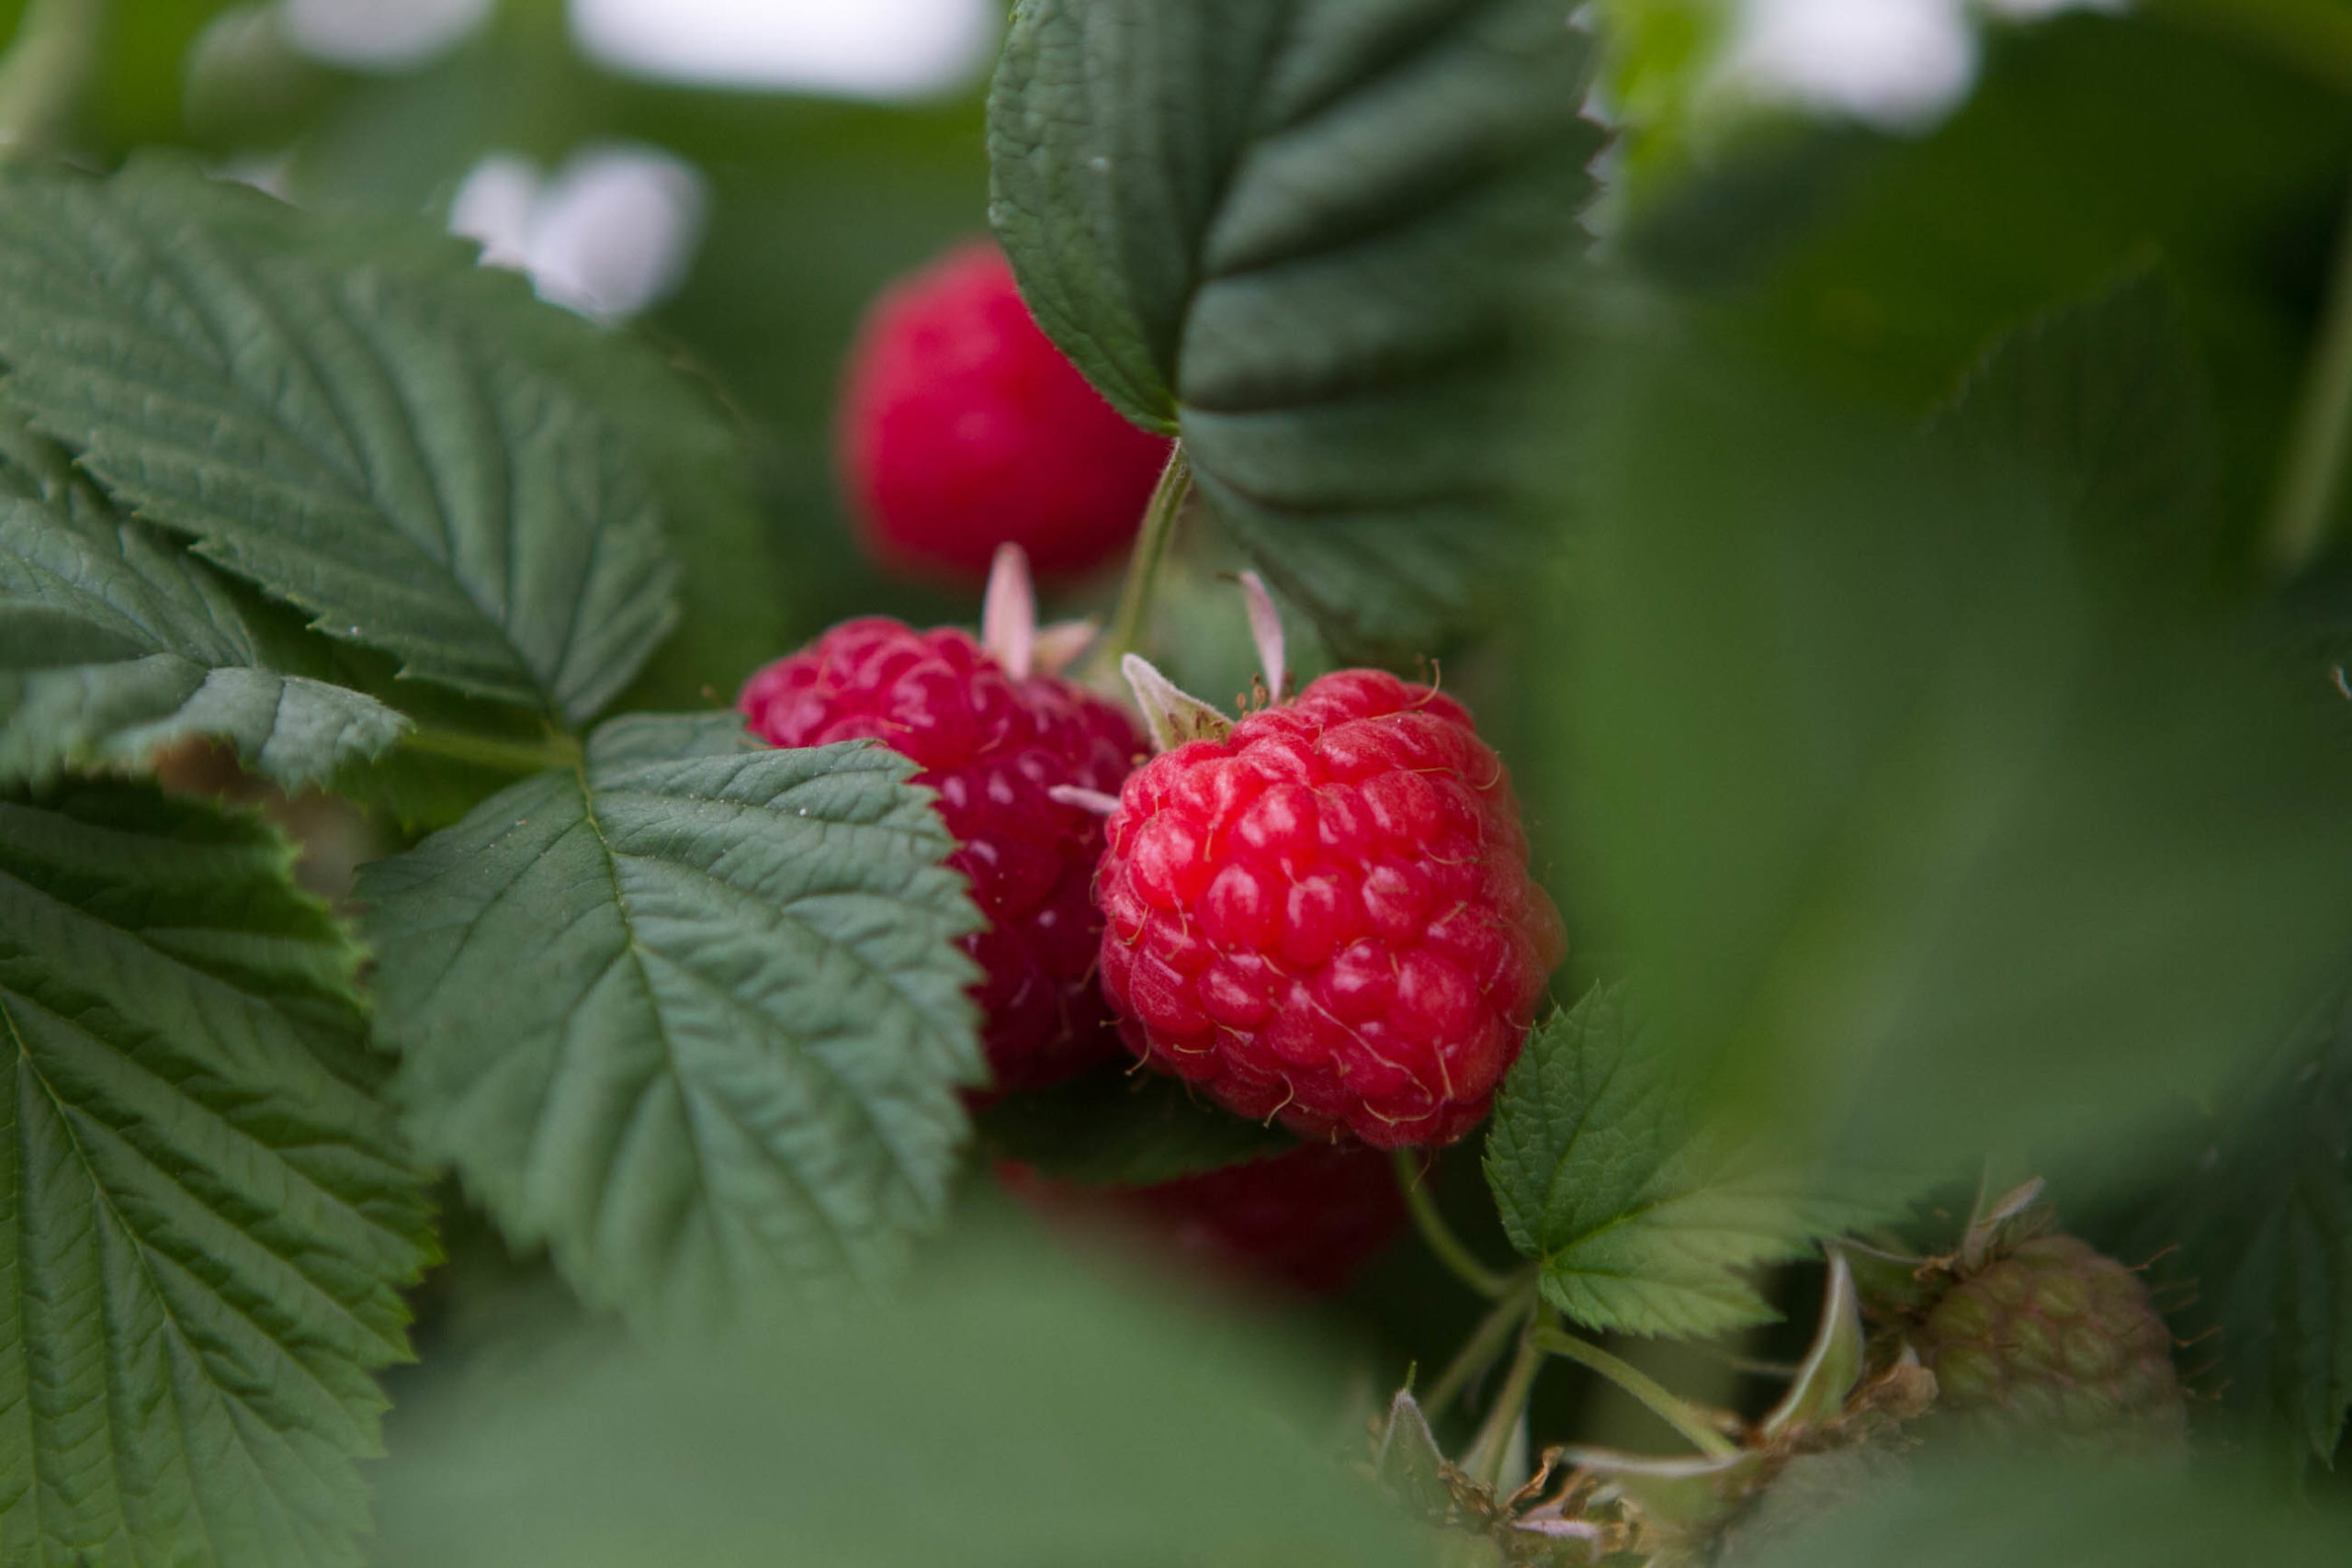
left=1683, top=1344, right=1802, bottom=1382
left=1464, top=1303, right=1551, bottom=1491
left=1533, top=1327, right=1740, bottom=1461
left=0, top=0, right=104, bottom=159
left=1423, top=1277, right=1538, bottom=1417
left=1092, top=446, right=1193, bottom=675
left=400, top=723, right=582, bottom=775
left=1393, top=1148, right=1510, bottom=1300
left=2269, top=169, right=2352, bottom=571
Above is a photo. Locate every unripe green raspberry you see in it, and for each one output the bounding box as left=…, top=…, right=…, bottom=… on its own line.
left=1915, top=1235, right=2184, bottom=1443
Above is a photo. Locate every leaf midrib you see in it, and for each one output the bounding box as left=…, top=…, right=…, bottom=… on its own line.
left=558, top=760, right=955, bottom=1303
left=0, top=837, right=415, bottom=1321
left=7, top=991, right=243, bottom=1564
left=0, top=937, right=413, bottom=1361
left=0, top=996, right=58, bottom=1559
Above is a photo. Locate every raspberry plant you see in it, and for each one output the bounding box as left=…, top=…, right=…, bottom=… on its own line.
left=4, top=2, right=2352, bottom=1566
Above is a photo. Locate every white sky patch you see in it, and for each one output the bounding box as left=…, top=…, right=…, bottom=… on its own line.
left=1981, top=0, right=2126, bottom=17
left=279, top=0, right=493, bottom=72
left=447, top=152, right=540, bottom=270
left=1718, top=0, right=2127, bottom=132
left=568, top=0, right=1000, bottom=101
left=449, top=145, right=709, bottom=321
left=1722, top=0, right=1980, bottom=130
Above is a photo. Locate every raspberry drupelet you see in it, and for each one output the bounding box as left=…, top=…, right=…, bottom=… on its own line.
left=738, top=550, right=1140, bottom=1092
left=1093, top=593, right=1564, bottom=1149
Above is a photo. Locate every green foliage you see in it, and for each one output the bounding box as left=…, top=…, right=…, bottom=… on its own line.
left=1552, top=326, right=2352, bottom=1179
left=0, top=406, right=406, bottom=786
left=1589, top=0, right=1740, bottom=195
left=975, top=1065, right=1297, bottom=1187
left=1485, top=987, right=1879, bottom=1338
left=0, top=159, right=678, bottom=723
left=1369, top=1389, right=1456, bottom=1520
left=372, top=1240, right=1436, bottom=1568
left=0, top=781, right=433, bottom=1568
left=2120, top=989, right=2352, bottom=1465
left=163, top=151, right=793, bottom=710
left=988, top=0, right=1605, bottom=660
left=1731, top=1454, right=2352, bottom=1568
left=361, top=716, right=986, bottom=1326
left=1930, top=271, right=2224, bottom=577
left=1721, top=10, right=2352, bottom=536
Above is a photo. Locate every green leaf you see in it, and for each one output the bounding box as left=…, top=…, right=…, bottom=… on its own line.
left=145, top=152, right=790, bottom=710
left=975, top=1065, right=1297, bottom=1187
left=1370, top=1389, right=1457, bottom=1521
left=1665, top=10, right=2352, bottom=540
left=1552, top=333, right=2352, bottom=1177
left=988, top=0, right=1605, bottom=660
left=0, top=158, right=678, bottom=724
left=2119, top=989, right=2352, bottom=1464
left=1484, top=987, right=1880, bottom=1337
left=0, top=780, right=434, bottom=1568
left=1931, top=269, right=2224, bottom=576
left=360, top=716, right=986, bottom=1326
left=1589, top=0, right=1742, bottom=199
left=1732, top=1454, right=2352, bottom=1568
left=372, top=1241, right=1436, bottom=1568
left=0, top=411, right=407, bottom=787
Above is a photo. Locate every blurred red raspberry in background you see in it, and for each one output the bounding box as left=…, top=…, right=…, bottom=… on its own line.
left=839, top=239, right=1173, bottom=581
left=998, top=1144, right=1408, bottom=1299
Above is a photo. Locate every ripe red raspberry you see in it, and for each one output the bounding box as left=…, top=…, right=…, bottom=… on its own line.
left=1097, top=666, right=1565, bottom=1149
left=838, top=239, right=1173, bottom=581
left=738, top=561, right=1140, bottom=1091
left=999, top=1144, right=1408, bottom=1297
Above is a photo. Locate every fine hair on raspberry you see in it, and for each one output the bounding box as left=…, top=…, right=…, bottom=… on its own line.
left=1098, top=659, right=1564, bottom=1149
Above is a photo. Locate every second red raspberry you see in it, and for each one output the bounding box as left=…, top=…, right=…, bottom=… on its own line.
left=740, top=617, right=1140, bottom=1090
